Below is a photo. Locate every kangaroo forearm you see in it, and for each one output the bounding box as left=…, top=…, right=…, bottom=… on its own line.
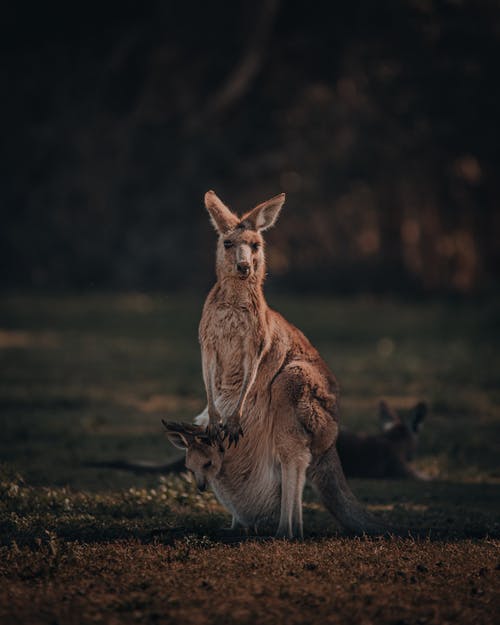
left=205, top=394, right=218, bottom=423
left=233, top=375, right=252, bottom=416
left=232, top=350, right=265, bottom=418
left=201, top=355, right=219, bottom=422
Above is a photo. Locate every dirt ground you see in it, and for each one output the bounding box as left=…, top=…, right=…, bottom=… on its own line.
left=2, top=538, right=499, bottom=625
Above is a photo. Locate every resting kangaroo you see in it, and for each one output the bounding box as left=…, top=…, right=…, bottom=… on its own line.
left=337, top=401, right=429, bottom=479
left=193, top=190, right=383, bottom=537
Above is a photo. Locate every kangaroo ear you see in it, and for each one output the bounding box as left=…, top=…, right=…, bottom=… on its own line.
left=379, top=400, right=400, bottom=431
left=241, top=193, right=286, bottom=232
left=204, top=190, right=240, bottom=234
left=165, top=431, right=190, bottom=450
left=162, top=420, right=191, bottom=450
left=410, top=402, right=427, bottom=433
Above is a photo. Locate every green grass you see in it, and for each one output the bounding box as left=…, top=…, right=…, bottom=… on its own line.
left=1, top=293, right=499, bottom=489
left=0, top=293, right=499, bottom=625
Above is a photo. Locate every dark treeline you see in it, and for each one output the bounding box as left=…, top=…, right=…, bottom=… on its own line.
left=2, top=0, right=499, bottom=294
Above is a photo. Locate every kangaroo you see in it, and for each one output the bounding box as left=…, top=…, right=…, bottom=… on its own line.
left=164, top=420, right=281, bottom=533
left=337, top=401, right=429, bottom=479
left=163, top=418, right=382, bottom=537
left=194, top=190, right=384, bottom=537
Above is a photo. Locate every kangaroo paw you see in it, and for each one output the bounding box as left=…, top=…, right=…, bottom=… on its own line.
left=224, top=418, right=244, bottom=447
left=206, top=420, right=224, bottom=444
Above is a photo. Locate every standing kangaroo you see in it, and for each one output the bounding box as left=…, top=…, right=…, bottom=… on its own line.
left=338, top=401, right=429, bottom=479
left=194, top=190, right=383, bottom=537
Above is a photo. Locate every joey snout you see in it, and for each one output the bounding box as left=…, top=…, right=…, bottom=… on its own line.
left=196, top=478, right=207, bottom=492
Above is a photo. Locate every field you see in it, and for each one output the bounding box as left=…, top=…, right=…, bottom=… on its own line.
left=1, top=293, right=499, bottom=624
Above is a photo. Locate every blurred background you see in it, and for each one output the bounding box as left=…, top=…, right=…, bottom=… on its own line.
left=2, top=0, right=500, bottom=295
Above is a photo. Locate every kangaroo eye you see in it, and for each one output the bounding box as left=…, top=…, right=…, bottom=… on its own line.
left=203, top=460, right=212, bottom=469
left=251, top=243, right=260, bottom=252
left=223, top=240, right=233, bottom=249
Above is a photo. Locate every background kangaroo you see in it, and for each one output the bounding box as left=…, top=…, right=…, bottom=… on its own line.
left=337, top=401, right=429, bottom=479
left=196, top=190, right=383, bottom=537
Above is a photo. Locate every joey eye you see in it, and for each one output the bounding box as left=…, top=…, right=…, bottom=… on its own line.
left=223, top=240, right=233, bottom=249
left=203, top=460, right=212, bottom=469
left=251, top=242, right=260, bottom=252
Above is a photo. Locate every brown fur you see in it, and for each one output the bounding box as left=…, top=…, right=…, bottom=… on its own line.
left=175, top=191, right=385, bottom=537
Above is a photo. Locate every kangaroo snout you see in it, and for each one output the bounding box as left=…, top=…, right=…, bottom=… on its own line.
left=236, top=262, right=250, bottom=277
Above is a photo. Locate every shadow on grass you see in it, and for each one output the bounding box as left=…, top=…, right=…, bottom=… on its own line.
left=2, top=465, right=499, bottom=548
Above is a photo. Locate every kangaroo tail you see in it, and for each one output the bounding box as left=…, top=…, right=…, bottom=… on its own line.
left=308, top=444, right=387, bottom=535
left=84, top=457, right=186, bottom=475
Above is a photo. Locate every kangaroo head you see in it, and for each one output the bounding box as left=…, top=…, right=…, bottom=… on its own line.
left=204, top=190, right=286, bottom=283
left=162, top=420, right=224, bottom=491
left=378, top=400, right=428, bottom=462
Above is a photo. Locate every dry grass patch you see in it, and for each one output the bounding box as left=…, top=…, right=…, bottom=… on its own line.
left=1, top=538, right=499, bottom=625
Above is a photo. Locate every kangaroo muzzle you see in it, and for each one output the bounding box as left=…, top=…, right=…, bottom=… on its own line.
left=236, top=262, right=250, bottom=278
left=235, top=245, right=252, bottom=279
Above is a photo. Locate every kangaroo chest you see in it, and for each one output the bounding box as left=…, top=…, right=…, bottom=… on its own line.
left=200, top=301, right=264, bottom=395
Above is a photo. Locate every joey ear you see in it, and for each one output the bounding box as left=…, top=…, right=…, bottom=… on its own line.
left=411, top=402, right=427, bottom=433
left=165, top=431, right=190, bottom=450
left=241, top=193, right=286, bottom=232
left=162, top=420, right=191, bottom=450
left=379, top=400, right=400, bottom=431
left=204, top=190, right=239, bottom=234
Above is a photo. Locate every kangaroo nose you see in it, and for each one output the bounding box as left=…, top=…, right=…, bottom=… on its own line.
left=237, top=262, right=250, bottom=276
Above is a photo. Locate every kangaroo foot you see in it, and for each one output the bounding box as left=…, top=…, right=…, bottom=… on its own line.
left=274, top=526, right=295, bottom=540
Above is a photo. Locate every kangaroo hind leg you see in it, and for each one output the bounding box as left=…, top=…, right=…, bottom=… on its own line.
left=276, top=454, right=309, bottom=539
left=293, top=462, right=307, bottom=539
left=271, top=362, right=318, bottom=539
left=276, top=462, right=297, bottom=539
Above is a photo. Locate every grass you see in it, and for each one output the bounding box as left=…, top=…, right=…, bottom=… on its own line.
left=0, top=292, right=499, bottom=624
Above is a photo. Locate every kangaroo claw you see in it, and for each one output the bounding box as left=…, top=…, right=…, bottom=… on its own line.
left=206, top=421, right=224, bottom=444
left=225, top=421, right=244, bottom=447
